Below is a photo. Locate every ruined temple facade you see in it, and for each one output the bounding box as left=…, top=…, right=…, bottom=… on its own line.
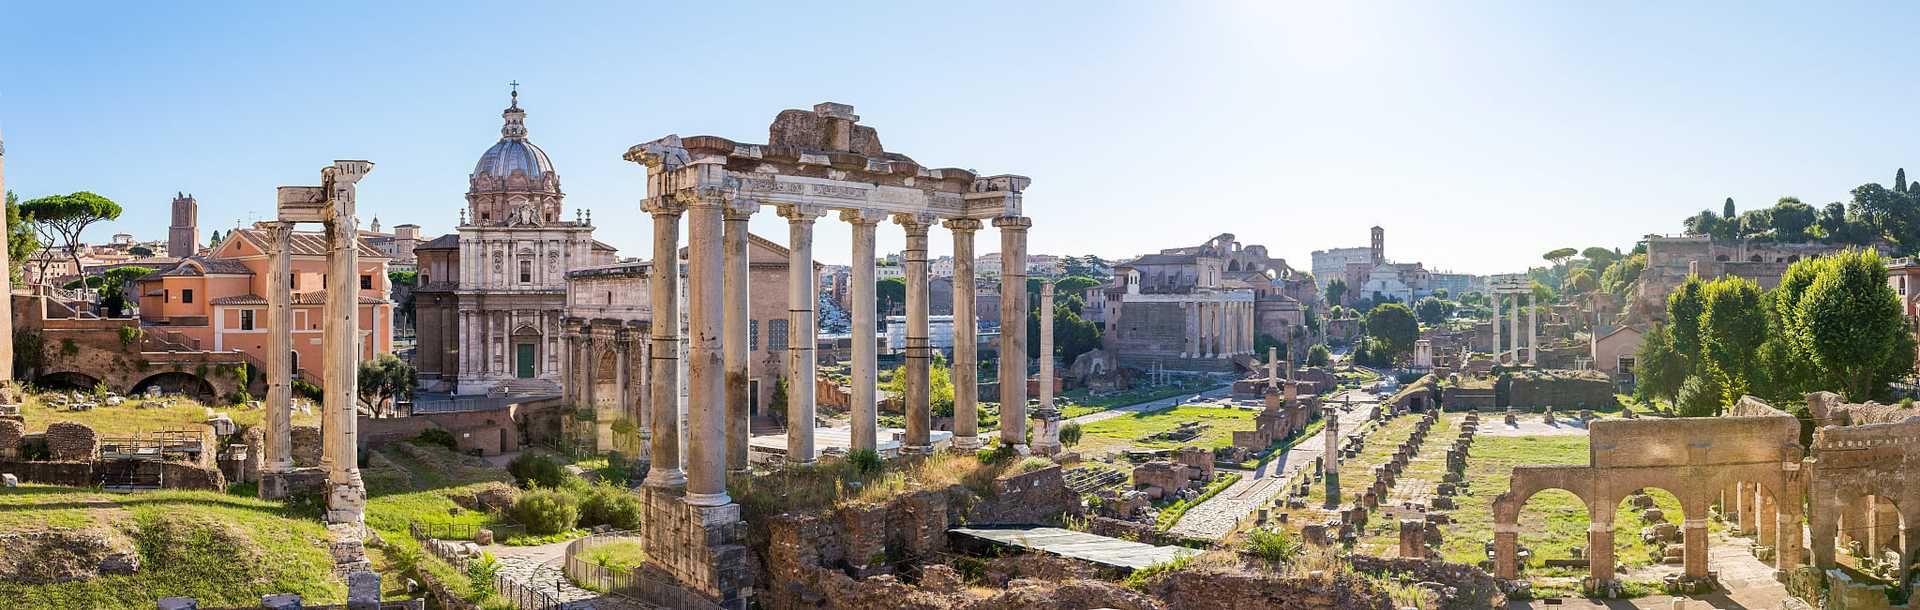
left=412, top=90, right=617, bottom=394
left=1101, top=234, right=1313, bottom=372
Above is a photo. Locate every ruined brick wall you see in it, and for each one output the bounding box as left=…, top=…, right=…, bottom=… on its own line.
left=0, top=460, right=94, bottom=486
left=0, top=418, right=22, bottom=458
left=969, top=466, right=1081, bottom=525
left=45, top=421, right=98, bottom=461
left=157, top=461, right=225, bottom=491
left=1150, top=568, right=1392, bottom=610
left=1348, top=555, right=1506, bottom=610
left=1442, top=387, right=1496, bottom=411
left=1501, top=372, right=1616, bottom=410
left=291, top=425, right=322, bottom=467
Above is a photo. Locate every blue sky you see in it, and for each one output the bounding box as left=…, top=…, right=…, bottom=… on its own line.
left=2, top=1, right=1917, bottom=274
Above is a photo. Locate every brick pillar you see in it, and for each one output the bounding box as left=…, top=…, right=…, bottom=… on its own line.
left=1757, top=490, right=1777, bottom=550
left=1494, top=526, right=1519, bottom=579
left=1738, top=482, right=1756, bottom=534
left=1777, top=502, right=1804, bottom=572
left=1589, top=522, right=1616, bottom=586
left=1683, top=517, right=1709, bottom=578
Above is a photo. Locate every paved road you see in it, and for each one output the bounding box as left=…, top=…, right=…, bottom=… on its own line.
left=1165, top=400, right=1378, bottom=540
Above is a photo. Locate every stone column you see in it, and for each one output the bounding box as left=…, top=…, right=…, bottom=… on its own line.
left=1033, top=281, right=1059, bottom=454
left=722, top=205, right=752, bottom=472
left=683, top=194, right=728, bottom=507
left=897, top=214, right=934, bottom=453
left=1757, top=490, right=1777, bottom=549
left=1323, top=403, right=1341, bottom=508
left=944, top=219, right=982, bottom=450
left=1526, top=292, right=1537, bottom=365
left=0, top=124, right=12, bottom=380
left=261, top=222, right=294, bottom=474
left=783, top=205, right=824, bottom=463
left=1683, top=517, right=1709, bottom=578
left=1491, top=292, right=1502, bottom=360
left=1589, top=520, right=1616, bottom=587
left=1181, top=302, right=1195, bottom=358
left=1494, top=525, right=1519, bottom=579
left=845, top=210, right=882, bottom=453
left=583, top=332, right=600, bottom=450
left=616, top=332, right=633, bottom=440
left=1777, top=501, right=1804, bottom=571
left=643, top=198, right=686, bottom=489
left=321, top=160, right=370, bottom=525
left=995, top=217, right=1031, bottom=451
left=1739, top=482, right=1756, bottom=534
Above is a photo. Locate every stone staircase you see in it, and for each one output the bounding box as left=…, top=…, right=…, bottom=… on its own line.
left=494, top=378, right=562, bottom=397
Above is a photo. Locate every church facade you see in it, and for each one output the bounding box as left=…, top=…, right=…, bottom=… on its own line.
left=414, top=91, right=616, bottom=395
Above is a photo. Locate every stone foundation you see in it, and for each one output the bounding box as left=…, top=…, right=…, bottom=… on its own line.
left=639, top=486, right=751, bottom=609
left=46, top=421, right=99, bottom=461
left=259, top=467, right=328, bottom=500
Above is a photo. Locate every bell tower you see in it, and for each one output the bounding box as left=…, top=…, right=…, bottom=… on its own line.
left=168, top=193, right=199, bottom=257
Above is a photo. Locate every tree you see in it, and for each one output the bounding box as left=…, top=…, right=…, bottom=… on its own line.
left=1362, top=302, right=1419, bottom=363
left=208, top=229, right=224, bottom=248
left=1634, top=324, right=1687, bottom=402
left=1818, top=201, right=1850, bottom=242
left=4, top=191, right=39, bottom=284
left=127, top=245, right=153, bottom=257
left=1770, top=197, right=1817, bottom=242
left=882, top=352, right=955, bottom=417
left=1414, top=296, right=1454, bottom=325
left=95, top=265, right=153, bottom=317
left=1053, top=275, right=1100, bottom=296
left=1675, top=374, right=1724, bottom=417
left=388, top=270, right=418, bottom=287
left=1723, top=197, right=1736, bottom=219
left=1581, top=246, right=1618, bottom=270
left=20, top=192, right=121, bottom=286
left=356, top=353, right=417, bottom=417
left=1542, top=247, right=1578, bottom=267
left=876, top=276, right=906, bottom=315
left=1324, top=278, right=1348, bottom=307
left=1665, top=276, right=1707, bottom=364
left=1060, top=255, right=1111, bottom=280
left=1791, top=249, right=1914, bottom=400
left=1698, top=277, right=1767, bottom=402
left=1899, top=168, right=1910, bottom=194
left=1306, top=344, right=1331, bottom=367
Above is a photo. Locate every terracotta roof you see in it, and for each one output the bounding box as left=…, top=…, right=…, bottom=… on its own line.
left=140, top=256, right=251, bottom=280
left=230, top=227, right=387, bottom=258
left=208, top=293, right=387, bottom=305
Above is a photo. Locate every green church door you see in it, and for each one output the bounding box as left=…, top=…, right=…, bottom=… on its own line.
left=516, top=343, right=536, bottom=378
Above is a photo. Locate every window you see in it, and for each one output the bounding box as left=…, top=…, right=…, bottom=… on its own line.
left=289, top=274, right=298, bottom=289
left=360, top=275, right=372, bottom=290
left=520, top=260, right=532, bottom=283
left=421, top=273, right=430, bottom=285
left=240, top=310, right=255, bottom=330
left=164, top=290, right=170, bottom=303
left=182, top=289, right=194, bottom=304
left=768, top=319, right=789, bottom=350
left=749, top=320, right=759, bottom=351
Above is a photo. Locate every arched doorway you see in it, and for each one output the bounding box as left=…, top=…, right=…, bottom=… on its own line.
left=35, top=371, right=103, bottom=392
left=511, top=324, right=543, bottom=379
left=131, top=371, right=217, bottom=402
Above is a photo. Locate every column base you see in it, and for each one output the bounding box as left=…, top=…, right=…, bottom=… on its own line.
left=646, top=468, right=688, bottom=489
left=685, top=491, right=733, bottom=507
left=639, top=486, right=752, bottom=610
left=952, top=436, right=981, bottom=451
left=1033, top=441, right=1063, bottom=457
left=900, top=445, right=934, bottom=456
left=326, top=482, right=366, bottom=525
left=258, top=467, right=326, bottom=500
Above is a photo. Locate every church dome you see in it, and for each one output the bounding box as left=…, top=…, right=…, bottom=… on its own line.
left=474, top=137, right=554, bottom=181
left=466, top=86, right=565, bottom=226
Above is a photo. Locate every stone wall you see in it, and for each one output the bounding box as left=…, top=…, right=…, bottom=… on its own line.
left=1500, top=371, right=1616, bottom=410
left=0, top=459, right=224, bottom=491
left=0, top=418, right=21, bottom=459
left=1348, top=555, right=1506, bottom=610
left=290, top=425, right=322, bottom=467
left=45, top=422, right=99, bottom=461
left=966, top=466, right=1082, bottom=525
left=1149, top=567, right=1392, bottom=610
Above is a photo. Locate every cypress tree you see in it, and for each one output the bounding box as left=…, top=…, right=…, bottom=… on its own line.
left=1723, top=197, right=1736, bottom=219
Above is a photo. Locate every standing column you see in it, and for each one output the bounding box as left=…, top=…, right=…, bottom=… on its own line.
left=1506, top=295, right=1519, bottom=364
left=642, top=198, right=686, bottom=489
left=262, top=221, right=294, bottom=474
left=1778, top=500, right=1804, bottom=571
left=0, top=124, right=13, bottom=380
left=320, top=160, right=370, bottom=525
left=1490, top=292, right=1502, bottom=360
left=1589, top=513, right=1616, bottom=587
left=582, top=332, right=599, bottom=450
left=1323, top=403, right=1341, bottom=508
left=1526, top=292, right=1537, bottom=365
left=722, top=205, right=752, bottom=472
left=616, top=332, right=633, bottom=437
left=783, top=205, right=824, bottom=463
left=1683, top=517, right=1709, bottom=578
left=1033, top=281, right=1060, bottom=454
left=1758, top=490, right=1778, bottom=550
left=898, top=214, right=933, bottom=453
left=1181, top=303, right=1196, bottom=358
left=995, top=217, right=1032, bottom=451
left=683, top=194, right=728, bottom=507
left=844, top=211, right=882, bottom=453
left=944, top=219, right=982, bottom=450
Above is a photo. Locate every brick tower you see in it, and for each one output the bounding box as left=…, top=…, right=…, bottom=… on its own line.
left=168, top=192, right=198, bottom=257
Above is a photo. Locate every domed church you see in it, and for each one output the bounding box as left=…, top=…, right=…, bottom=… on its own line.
left=412, top=88, right=616, bottom=395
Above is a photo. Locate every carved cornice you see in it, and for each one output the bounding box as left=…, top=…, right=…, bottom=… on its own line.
left=942, top=218, right=983, bottom=233
left=992, top=216, right=1032, bottom=231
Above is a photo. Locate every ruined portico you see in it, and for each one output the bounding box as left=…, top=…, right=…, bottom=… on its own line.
left=256, top=160, right=375, bottom=527
left=1489, top=274, right=1537, bottom=365
left=624, top=102, right=1030, bottom=607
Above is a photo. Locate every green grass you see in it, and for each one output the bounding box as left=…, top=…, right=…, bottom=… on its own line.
left=20, top=391, right=320, bottom=436
left=1057, top=382, right=1224, bottom=419
left=1076, top=404, right=1258, bottom=458
left=578, top=540, right=647, bottom=572
left=0, top=486, right=341, bottom=610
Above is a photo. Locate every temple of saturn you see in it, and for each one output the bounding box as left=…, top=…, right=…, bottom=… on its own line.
left=254, top=160, right=373, bottom=526
left=619, top=102, right=1031, bottom=607
left=1488, top=273, right=1536, bottom=365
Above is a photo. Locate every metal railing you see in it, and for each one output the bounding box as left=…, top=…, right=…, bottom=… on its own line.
left=409, top=520, right=527, bottom=544
left=491, top=573, right=566, bottom=610
left=564, top=533, right=725, bottom=610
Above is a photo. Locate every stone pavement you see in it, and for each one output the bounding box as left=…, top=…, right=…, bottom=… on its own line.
left=493, top=551, right=656, bottom=610
left=1164, top=400, right=1378, bottom=540
left=1512, top=528, right=1790, bottom=609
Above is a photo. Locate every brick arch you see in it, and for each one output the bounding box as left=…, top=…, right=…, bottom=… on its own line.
left=130, top=371, right=219, bottom=402
left=35, top=370, right=105, bottom=391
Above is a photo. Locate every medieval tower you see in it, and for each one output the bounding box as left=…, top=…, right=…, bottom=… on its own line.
left=1370, top=225, right=1385, bottom=264
left=168, top=192, right=199, bottom=257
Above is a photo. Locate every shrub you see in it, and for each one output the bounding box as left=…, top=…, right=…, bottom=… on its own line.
left=1243, top=528, right=1300, bottom=563
left=847, top=448, right=883, bottom=474
left=975, top=441, right=1017, bottom=466
left=507, top=453, right=566, bottom=489
left=413, top=428, right=459, bottom=452
left=577, top=484, right=643, bottom=530
left=1058, top=422, right=1083, bottom=447
left=466, top=551, right=501, bottom=598
left=511, top=490, right=581, bottom=536
left=1013, top=456, right=1054, bottom=474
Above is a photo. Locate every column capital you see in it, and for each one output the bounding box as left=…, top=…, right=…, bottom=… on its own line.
left=642, top=195, right=687, bottom=216
left=942, top=218, right=983, bottom=232
left=838, top=208, right=886, bottom=226
left=892, top=212, right=937, bottom=232
left=992, top=216, right=1032, bottom=231
left=778, top=203, right=828, bottom=222
left=254, top=220, right=295, bottom=254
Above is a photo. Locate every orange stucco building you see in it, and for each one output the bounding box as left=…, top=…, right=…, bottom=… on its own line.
left=136, top=228, right=393, bottom=383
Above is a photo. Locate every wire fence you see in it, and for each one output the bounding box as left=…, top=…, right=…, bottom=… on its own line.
left=564, top=533, right=725, bottom=610
left=409, top=520, right=528, bottom=544
left=492, top=572, right=567, bottom=610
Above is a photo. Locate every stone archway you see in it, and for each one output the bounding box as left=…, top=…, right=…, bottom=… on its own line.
left=36, top=371, right=104, bottom=392
left=130, top=371, right=217, bottom=402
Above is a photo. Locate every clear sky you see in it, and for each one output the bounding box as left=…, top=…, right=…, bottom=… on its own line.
left=3, top=2, right=1917, bottom=274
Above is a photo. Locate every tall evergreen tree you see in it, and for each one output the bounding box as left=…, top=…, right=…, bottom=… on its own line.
left=1897, top=168, right=1909, bottom=194
left=1723, top=197, right=1736, bottom=219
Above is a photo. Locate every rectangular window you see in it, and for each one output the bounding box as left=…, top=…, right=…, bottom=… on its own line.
left=289, top=274, right=298, bottom=290
left=360, top=274, right=372, bottom=290
left=182, top=289, right=194, bottom=304
left=749, top=320, right=759, bottom=351
left=240, top=309, right=255, bottom=330
left=520, top=260, right=532, bottom=283
left=768, top=319, right=790, bottom=350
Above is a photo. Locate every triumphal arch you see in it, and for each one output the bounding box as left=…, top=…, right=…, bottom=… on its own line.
left=624, top=103, right=1031, bottom=608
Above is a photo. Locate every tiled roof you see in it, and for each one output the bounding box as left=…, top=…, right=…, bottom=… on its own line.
left=208, top=293, right=387, bottom=305
left=139, top=256, right=251, bottom=280
left=417, top=233, right=461, bottom=250
left=231, top=228, right=386, bottom=258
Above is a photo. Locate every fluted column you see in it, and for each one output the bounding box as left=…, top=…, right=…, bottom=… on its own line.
left=944, top=219, right=982, bottom=450
left=995, top=216, right=1031, bottom=451
left=262, top=221, right=294, bottom=473
left=1527, top=292, right=1537, bottom=365
left=643, top=199, right=686, bottom=489
left=783, top=205, right=824, bottom=463
left=897, top=214, right=935, bottom=453
left=844, top=210, right=882, bottom=453
left=1491, top=293, right=1502, bottom=361
left=1034, top=281, right=1059, bottom=454
left=0, top=125, right=11, bottom=380
left=320, top=161, right=370, bottom=525
left=684, top=193, right=729, bottom=507
left=723, top=206, right=752, bottom=472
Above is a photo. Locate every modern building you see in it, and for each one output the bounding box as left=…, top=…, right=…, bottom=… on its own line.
left=359, top=218, right=424, bottom=273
